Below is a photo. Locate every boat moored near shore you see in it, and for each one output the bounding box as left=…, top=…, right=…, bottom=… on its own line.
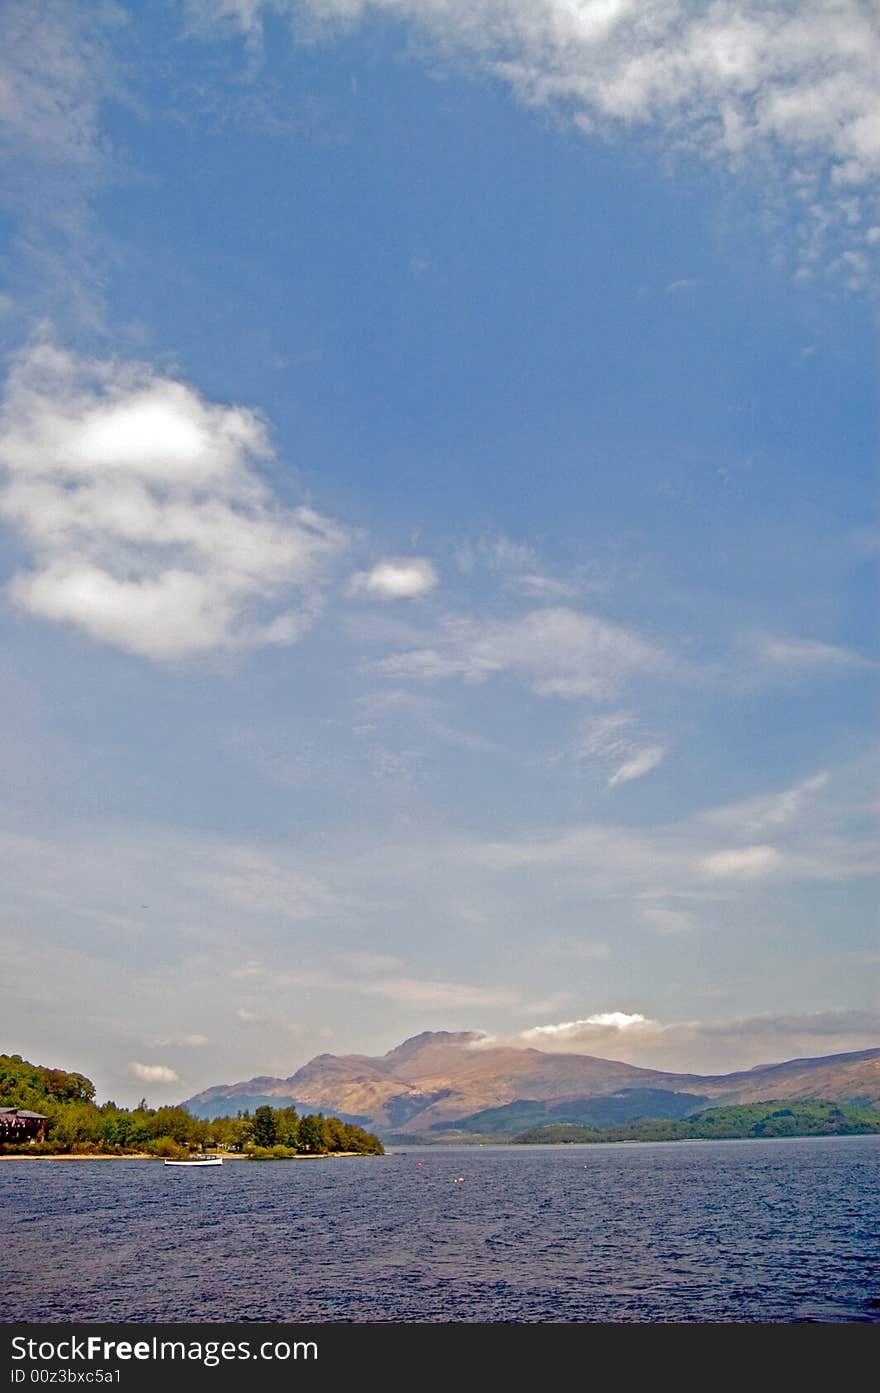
left=164, top=1155, right=223, bottom=1167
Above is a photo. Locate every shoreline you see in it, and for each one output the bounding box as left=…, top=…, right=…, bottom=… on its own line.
left=0, top=1152, right=155, bottom=1161
left=0, top=1149, right=376, bottom=1161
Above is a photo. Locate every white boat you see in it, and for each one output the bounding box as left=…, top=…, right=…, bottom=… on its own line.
left=164, top=1155, right=223, bottom=1167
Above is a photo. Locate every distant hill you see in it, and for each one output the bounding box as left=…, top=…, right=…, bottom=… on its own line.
left=432, top=1088, right=711, bottom=1137
left=183, top=1032, right=880, bottom=1137
left=189, top=1093, right=373, bottom=1125
left=510, top=1099, right=880, bottom=1145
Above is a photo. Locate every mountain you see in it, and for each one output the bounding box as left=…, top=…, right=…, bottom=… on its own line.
left=183, top=1032, right=880, bottom=1137
left=435, top=1088, right=712, bottom=1137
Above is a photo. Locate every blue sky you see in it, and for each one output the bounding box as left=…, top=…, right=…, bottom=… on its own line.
left=1, top=1, right=878, bottom=1105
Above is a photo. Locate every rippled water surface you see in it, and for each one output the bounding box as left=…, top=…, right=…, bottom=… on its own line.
left=3, top=1137, right=879, bottom=1322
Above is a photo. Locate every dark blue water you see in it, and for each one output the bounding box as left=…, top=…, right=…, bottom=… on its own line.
left=2, top=1138, right=879, bottom=1322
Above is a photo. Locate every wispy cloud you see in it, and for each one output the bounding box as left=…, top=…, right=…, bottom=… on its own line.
left=756, top=634, right=877, bottom=671
left=510, top=573, right=579, bottom=600
left=699, top=844, right=782, bottom=879
left=149, top=1034, right=210, bottom=1048
left=230, top=960, right=268, bottom=980
left=0, top=1, right=120, bottom=323
left=374, top=606, right=670, bottom=700
left=608, top=744, right=666, bottom=788
left=202, top=0, right=880, bottom=281
left=454, top=533, right=537, bottom=576
left=640, top=905, right=694, bottom=935
left=453, top=532, right=587, bottom=600
left=0, top=1, right=110, bottom=168
left=0, top=338, right=349, bottom=660
left=699, top=772, right=829, bottom=836
left=571, top=711, right=667, bottom=787
left=353, top=687, right=499, bottom=752
left=505, top=1008, right=880, bottom=1072
left=188, top=849, right=340, bottom=921
left=341, top=975, right=522, bottom=1010
left=235, top=1007, right=265, bottom=1024
left=472, top=756, right=880, bottom=891
left=225, top=955, right=526, bottom=1012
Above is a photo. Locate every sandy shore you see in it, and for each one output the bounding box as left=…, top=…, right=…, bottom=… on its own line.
left=0, top=1150, right=376, bottom=1161
left=0, top=1152, right=155, bottom=1161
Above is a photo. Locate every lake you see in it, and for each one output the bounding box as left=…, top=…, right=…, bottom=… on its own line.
left=2, top=1137, right=878, bottom=1322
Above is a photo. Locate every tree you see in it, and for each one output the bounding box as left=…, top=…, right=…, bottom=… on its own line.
left=231, top=1114, right=254, bottom=1149
left=275, top=1106, right=299, bottom=1148
left=297, top=1114, right=328, bottom=1154
left=252, top=1105, right=277, bottom=1148
left=323, top=1116, right=348, bottom=1151
left=1, top=1049, right=384, bottom=1158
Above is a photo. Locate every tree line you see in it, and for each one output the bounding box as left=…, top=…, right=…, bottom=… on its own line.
left=510, top=1098, right=880, bottom=1145
left=0, top=1054, right=383, bottom=1158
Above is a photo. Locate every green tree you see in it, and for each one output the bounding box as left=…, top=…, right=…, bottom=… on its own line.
left=323, top=1116, right=348, bottom=1152
left=150, top=1106, right=205, bottom=1147
left=297, top=1114, right=328, bottom=1154
left=274, top=1106, right=299, bottom=1148
left=231, top=1113, right=254, bottom=1149
left=252, top=1105, right=277, bottom=1148
left=342, top=1122, right=384, bottom=1155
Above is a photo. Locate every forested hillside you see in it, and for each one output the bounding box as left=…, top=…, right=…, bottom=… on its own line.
left=511, top=1099, right=880, bottom=1145
left=0, top=1054, right=383, bottom=1158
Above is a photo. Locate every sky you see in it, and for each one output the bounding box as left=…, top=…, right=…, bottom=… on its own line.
left=0, top=0, right=878, bottom=1107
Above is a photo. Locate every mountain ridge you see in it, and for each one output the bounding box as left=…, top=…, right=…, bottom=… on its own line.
left=183, top=1032, right=880, bottom=1134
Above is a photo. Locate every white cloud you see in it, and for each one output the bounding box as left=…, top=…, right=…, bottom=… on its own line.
left=699, top=844, right=781, bottom=879
left=0, top=339, right=349, bottom=659
left=375, top=606, right=669, bottom=700
left=128, top=1061, right=180, bottom=1084
left=205, top=0, right=880, bottom=279
left=509, top=1008, right=880, bottom=1071
left=520, top=1012, right=654, bottom=1045
left=349, top=556, right=438, bottom=600
left=584, top=1011, right=646, bottom=1030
